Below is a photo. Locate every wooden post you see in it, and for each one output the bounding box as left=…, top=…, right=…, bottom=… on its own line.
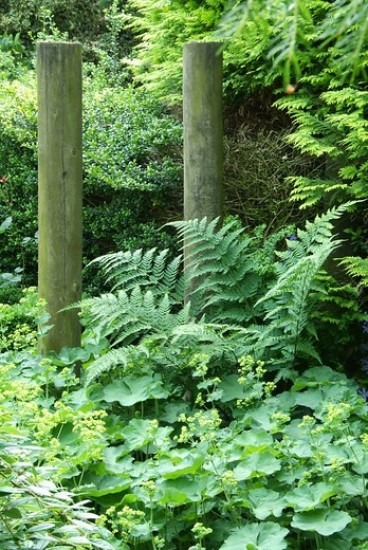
left=183, top=42, right=223, bottom=301
left=183, top=41, right=224, bottom=223
left=37, top=41, right=83, bottom=354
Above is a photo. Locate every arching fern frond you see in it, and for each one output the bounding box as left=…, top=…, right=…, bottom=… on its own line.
left=83, top=289, right=191, bottom=348
left=169, top=217, right=270, bottom=323
left=254, top=205, right=353, bottom=367
left=89, top=248, right=184, bottom=304
left=85, top=344, right=150, bottom=386
left=276, top=203, right=354, bottom=269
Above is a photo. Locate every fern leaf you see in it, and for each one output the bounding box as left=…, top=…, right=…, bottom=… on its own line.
left=85, top=345, right=150, bottom=386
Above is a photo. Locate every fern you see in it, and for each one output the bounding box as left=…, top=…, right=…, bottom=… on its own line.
left=81, top=207, right=359, bottom=385
left=339, top=256, right=368, bottom=286
left=170, top=217, right=274, bottom=324
left=83, top=288, right=191, bottom=347
left=85, top=344, right=150, bottom=386
left=252, top=205, right=351, bottom=368
left=89, top=248, right=184, bottom=304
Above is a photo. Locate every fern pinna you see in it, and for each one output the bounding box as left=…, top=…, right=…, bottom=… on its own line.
left=81, top=205, right=359, bottom=386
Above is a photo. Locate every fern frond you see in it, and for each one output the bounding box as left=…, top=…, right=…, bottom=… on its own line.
left=85, top=345, right=150, bottom=386
left=339, top=255, right=368, bottom=286
left=253, top=206, right=353, bottom=366
left=89, top=248, right=184, bottom=303
left=84, top=288, right=191, bottom=348
left=169, top=217, right=265, bottom=323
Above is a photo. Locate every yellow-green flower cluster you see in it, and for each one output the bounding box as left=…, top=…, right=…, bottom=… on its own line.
left=192, top=521, right=213, bottom=538
left=98, top=505, right=146, bottom=540
left=324, top=402, right=351, bottom=425
left=73, top=409, right=108, bottom=442
left=236, top=355, right=275, bottom=408
left=176, top=409, right=221, bottom=443
left=189, top=352, right=211, bottom=377
left=221, top=469, right=238, bottom=488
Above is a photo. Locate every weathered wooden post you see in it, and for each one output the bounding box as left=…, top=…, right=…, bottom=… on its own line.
left=183, top=41, right=223, bottom=223
left=183, top=41, right=223, bottom=300
left=37, top=41, right=83, bottom=354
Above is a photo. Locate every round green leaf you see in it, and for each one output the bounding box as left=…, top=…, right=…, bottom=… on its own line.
left=292, top=509, right=351, bottom=536
left=220, top=522, right=288, bottom=550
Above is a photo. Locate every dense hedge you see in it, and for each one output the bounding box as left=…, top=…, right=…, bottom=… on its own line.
left=0, top=53, right=182, bottom=296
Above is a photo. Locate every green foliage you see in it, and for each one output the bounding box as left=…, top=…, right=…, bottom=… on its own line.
left=2, top=347, right=367, bottom=549
left=127, top=0, right=280, bottom=103
left=82, top=79, right=183, bottom=267
left=275, top=85, right=368, bottom=208
left=220, top=0, right=368, bottom=87
left=0, top=70, right=38, bottom=290
left=0, top=287, right=49, bottom=352
left=0, top=0, right=132, bottom=60
left=0, top=217, right=22, bottom=290
left=339, top=256, right=368, bottom=287
left=81, top=208, right=360, bottom=387
left=0, top=211, right=366, bottom=548
left=0, top=32, right=25, bottom=55
left=0, top=57, right=182, bottom=296
left=0, top=358, right=120, bottom=548
left=272, top=60, right=368, bottom=289
left=83, top=84, right=182, bottom=196
left=127, top=0, right=368, bottom=102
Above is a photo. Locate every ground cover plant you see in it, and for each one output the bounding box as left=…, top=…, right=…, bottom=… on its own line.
left=1, top=211, right=367, bottom=548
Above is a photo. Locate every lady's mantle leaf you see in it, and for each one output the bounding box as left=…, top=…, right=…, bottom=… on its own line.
left=94, top=374, right=169, bottom=406
left=285, top=482, right=336, bottom=511
left=234, top=452, right=281, bottom=480
left=291, top=509, right=351, bottom=536
left=220, top=522, right=288, bottom=550
left=248, top=488, right=284, bottom=519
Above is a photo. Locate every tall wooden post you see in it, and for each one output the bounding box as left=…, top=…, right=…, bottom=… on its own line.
left=183, top=42, right=223, bottom=301
left=37, top=41, right=83, bottom=354
left=183, top=41, right=223, bottom=223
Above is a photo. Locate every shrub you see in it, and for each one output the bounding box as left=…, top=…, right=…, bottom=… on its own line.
left=0, top=287, right=46, bottom=352
left=0, top=0, right=133, bottom=60
left=127, top=0, right=280, bottom=104
left=0, top=57, right=183, bottom=297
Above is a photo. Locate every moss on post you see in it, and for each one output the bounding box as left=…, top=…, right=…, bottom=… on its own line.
left=37, top=41, right=83, bottom=354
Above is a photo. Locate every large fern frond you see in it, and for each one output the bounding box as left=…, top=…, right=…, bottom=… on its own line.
left=254, top=205, right=352, bottom=366
left=83, top=289, right=191, bottom=347
left=89, top=248, right=184, bottom=304
left=169, top=217, right=268, bottom=323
